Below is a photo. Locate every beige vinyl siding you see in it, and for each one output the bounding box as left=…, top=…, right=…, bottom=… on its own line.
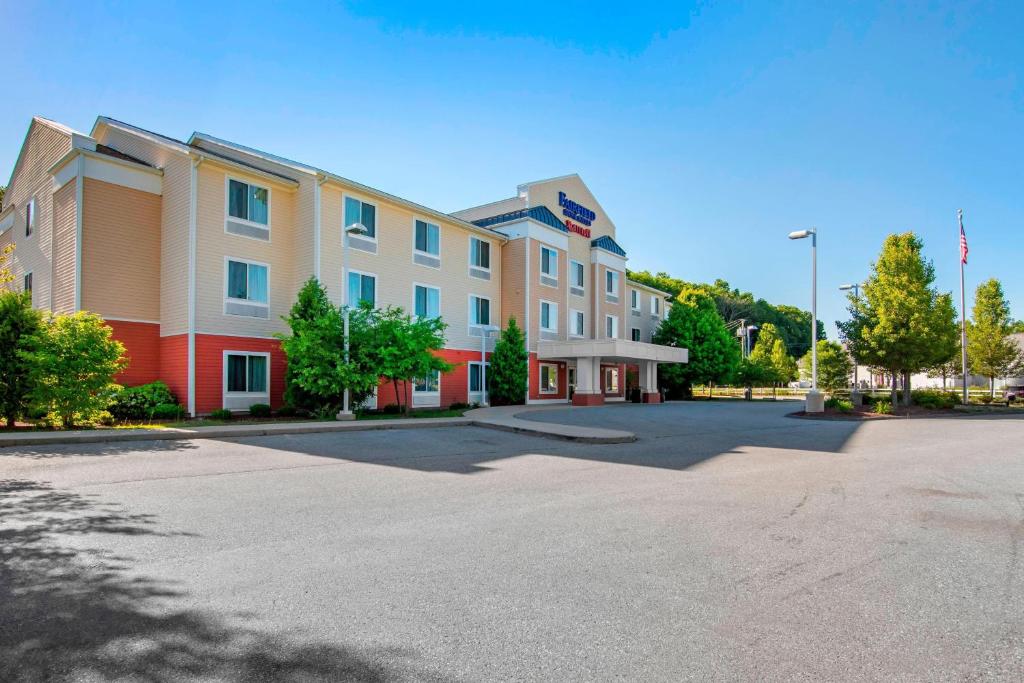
left=500, top=238, right=526, bottom=333
left=81, top=178, right=161, bottom=320
left=50, top=179, right=77, bottom=313
left=193, top=163, right=296, bottom=337
left=4, top=120, right=73, bottom=311
left=520, top=174, right=617, bottom=242
left=93, top=124, right=191, bottom=337
left=627, top=283, right=670, bottom=343
left=320, top=183, right=501, bottom=352
left=596, top=263, right=627, bottom=339
left=528, top=239, right=568, bottom=350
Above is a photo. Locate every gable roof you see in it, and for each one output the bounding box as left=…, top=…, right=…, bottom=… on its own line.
left=591, top=235, right=626, bottom=257
left=471, top=205, right=569, bottom=233
left=6, top=116, right=91, bottom=190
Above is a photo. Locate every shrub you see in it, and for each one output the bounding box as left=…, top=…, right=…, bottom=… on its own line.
left=979, top=395, right=993, bottom=405
left=276, top=405, right=297, bottom=417
left=95, top=411, right=116, bottom=427
left=874, top=399, right=893, bottom=415
left=109, top=381, right=177, bottom=421
left=150, top=403, right=185, bottom=421
left=911, top=389, right=957, bottom=410
left=825, top=396, right=853, bottom=413
left=488, top=318, right=529, bottom=406
left=447, top=401, right=471, bottom=411
left=209, top=408, right=232, bottom=421
left=0, top=287, right=43, bottom=427
left=249, top=403, right=272, bottom=418
left=381, top=403, right=402, bottom=415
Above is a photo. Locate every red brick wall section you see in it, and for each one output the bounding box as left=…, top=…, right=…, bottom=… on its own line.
left=529, top=353, right=567, bottom=401
left=376, top=348, right=488, bottom=410
left=159, top=335, right=189, bottom=409
left=106, top=320, right=161, bottom=387
left=194, top=335, right=287, bottom=414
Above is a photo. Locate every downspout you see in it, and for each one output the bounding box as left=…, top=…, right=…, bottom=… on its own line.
left=73, top=154, right=84, bottom=311
left=524, top=236, right=531, bottom=404
left=187, top=154, right=203, bottom=417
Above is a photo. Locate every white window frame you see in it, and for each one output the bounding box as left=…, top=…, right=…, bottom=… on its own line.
left=540, top=299, right=558, bottom=333
left=225, top=176, right=272, bottom=235
left=630, top=289, right=640, bottom=311
left=224, top=256, right=270, bottom=316
left=23, top=271, right=32, bottom=301
left=651, top=296, right=661, bottom=317
left=540, top=246, right=558, bottom=281
left=605, top=314, right=619, bottom=339
left=223, top=350, right=271, bottom=409
left=570, top=259, right=585, bottom=291
left=468, top=294, right=492, bottom=329
left=604, top=367, right=620, bottom=394
left=412, top=282, right=442, bottom=320
left=605, top=270, right=619, bottom=299
left=468, top=361, right=490, bottom=396
left=25, top=197, right=35, bottom=238
left=468, top=236, right=492, bottom=273
left=539, top=363, right=559, bottom=394
left=413, top=217, right=441, bottom=264
left=346, top=268, right=377, bottom=308
left=569, top=308, right=585, bottom=338
left=413, top=369, right=442, bottom=407
left=631, top=327, right=641, bottom=342
left=343, top=193, right=378, bottom=242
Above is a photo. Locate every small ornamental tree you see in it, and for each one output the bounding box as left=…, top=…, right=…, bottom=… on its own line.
left=749, top=323, right=796, bottom=394
left=799, top=340, right=854, bottom=393
left=488, top=317, right=529, bottom=406
left=26, top=313, right=126, bottom=428
left=0, top=288, right=43, bottom=427
left=967, top=278, right=1023, bottom=397
left=371, top=306, right=454, bottom=415
left=654, top=287, right=739, bottom=398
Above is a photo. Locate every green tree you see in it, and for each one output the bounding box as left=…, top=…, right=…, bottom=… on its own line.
left=926, top=336, right=963, bottom=390
left=967, top=278, right=1024, bottom=396
left=0, top=243, right=14, bottom=290
left=0, top=288, right=43, bottom=427
left=653, top=287, right=740, bottom=398
left=371, top=307, right=454, bottom=416
left=838, top=232, right=958, bottom=407
left=26, top=313, right=126, bottom=428
left=488, top=317, right=529, bottom=406
left=733, top=357, right=771, bottom=396
left=277, top=278, right=379, bottom=416
left=799, top=340, right=854, bottom=392
left=749, top=323, right=797, bottom=395
left=1009, top=320, right=1024, bottom=334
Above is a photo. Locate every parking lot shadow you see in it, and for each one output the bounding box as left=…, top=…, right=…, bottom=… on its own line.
left=0, top=479, right=444, bottom=682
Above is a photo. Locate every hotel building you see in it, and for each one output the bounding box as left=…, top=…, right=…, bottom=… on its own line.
left=0, top=116, right=686, bottom=415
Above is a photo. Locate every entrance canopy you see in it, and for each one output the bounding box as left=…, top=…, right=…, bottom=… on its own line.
left=537, top=339, right=688, bottom=365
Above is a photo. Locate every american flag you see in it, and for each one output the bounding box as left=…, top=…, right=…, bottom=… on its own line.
left=960, top=223, right=969, bottom=265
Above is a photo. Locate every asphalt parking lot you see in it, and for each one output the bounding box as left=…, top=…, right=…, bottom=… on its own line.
left=2, top=401, right=1022, bottom=681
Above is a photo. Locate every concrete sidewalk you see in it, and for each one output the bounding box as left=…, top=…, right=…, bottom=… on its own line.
left=0, top=405, right=634, bottom=449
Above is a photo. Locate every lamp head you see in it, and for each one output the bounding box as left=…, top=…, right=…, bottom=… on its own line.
left=839, top=284, right=854, bottom=291
left=788, top=229, right=814, bottom=240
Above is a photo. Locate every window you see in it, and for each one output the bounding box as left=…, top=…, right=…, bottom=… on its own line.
left=605, top=270, right=619, bottom=297
left=470, top=295, right=491, bottom=327
left=570, top=309, right=585, bottom=337
left=631, top=289, right=640, bottom=311
left=605, top=315, right=618, bottom=339
left=344, top=196, right=376, bottom=238
left=25, top=198, right=35, bottom=237
left=227, top=260, right=268, bottom=304
left=570, top=260, right=584, bottom=291
left=470, top=237, right=490, bottom=270
left=631, top=327, right=641, bottom=342
left=226, top=353, right=268, bottom=394
left=414, top=371, right=440, bottom=393
left=228, top=179, right=269, bottom=225
left=540, top=246, right=558, bottom=278
left=604, top=367, right=620, bottom=394
left=414, top=220, right=440, bottom=256
left=414, top=284, right=440, bottom=319
left=347, top=271, right=376, bottom=307
left=469, top=362, right=489, bottom=393
left=23, top=272, right=32, bottom=294
left=540, top=300, right=558, bottom=333
left=651, top=297, right=661, bottom=316
left=540, top=364, right=559, bottom=394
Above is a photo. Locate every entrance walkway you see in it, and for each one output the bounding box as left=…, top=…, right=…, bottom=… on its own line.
left=466, top=405, right=636, bottom=443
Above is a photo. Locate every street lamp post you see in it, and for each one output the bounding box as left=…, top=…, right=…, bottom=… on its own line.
left=789, top=228, right=823, bottom=413
left=337, top=222, right=368, bottom=421
left=839, top=283, right=861, bottom=390
left=478, top=324, right=499, bottom=406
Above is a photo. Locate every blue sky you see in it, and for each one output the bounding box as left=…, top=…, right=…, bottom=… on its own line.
left=4, top=1, right=1022, bottom=335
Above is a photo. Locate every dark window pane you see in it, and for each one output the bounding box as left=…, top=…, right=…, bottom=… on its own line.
left=361, top=275, right=375, bottom=306
left=228, top=261, right=248, bottom=299
left=228, top=180, right=248, bottom=220
left=248, top=356, right=267, bottom=393
left=361, top=203, right=376, bottom=237
left=415, top=221, right=428, bottom=252
left=415, top=286, right=427, bottom=317
left=227, top=355, right=247, bottom=392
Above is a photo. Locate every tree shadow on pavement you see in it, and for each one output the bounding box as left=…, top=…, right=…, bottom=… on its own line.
left=0, top=438, right=201, bottom=460
left=0, top=479, right=441, bottom=682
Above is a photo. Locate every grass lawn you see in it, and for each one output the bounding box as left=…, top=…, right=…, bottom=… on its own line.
left=356, top=408, right=469, bottom=420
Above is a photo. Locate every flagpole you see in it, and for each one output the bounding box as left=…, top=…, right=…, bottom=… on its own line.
left=958, top=209, right=968, bottom=405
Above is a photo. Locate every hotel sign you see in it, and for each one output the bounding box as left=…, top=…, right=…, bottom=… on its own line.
left=558, top=191, right=594, bottom=238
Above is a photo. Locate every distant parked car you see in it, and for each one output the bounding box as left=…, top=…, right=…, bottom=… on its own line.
left=1007, top=388, right=1019, bottom=404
